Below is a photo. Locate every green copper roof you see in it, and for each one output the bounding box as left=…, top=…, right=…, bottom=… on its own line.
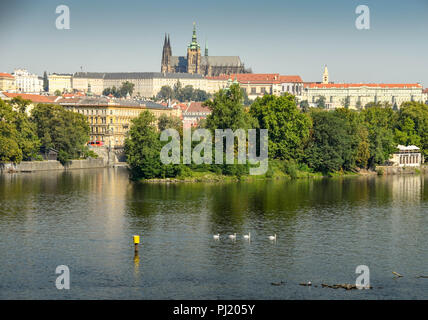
left=188, top=22, right=200, bottom=50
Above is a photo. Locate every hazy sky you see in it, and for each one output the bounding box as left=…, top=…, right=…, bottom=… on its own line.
left=1, top=0, right=427, bottom=86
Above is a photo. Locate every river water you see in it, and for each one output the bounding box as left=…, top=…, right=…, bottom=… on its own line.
left=0, top=168, right=427, bottom=299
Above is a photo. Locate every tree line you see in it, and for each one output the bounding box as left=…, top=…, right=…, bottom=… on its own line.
left=125, top=83, right=428, bottom=180
left=156, top=81, right=210, bottom=102
left=0, top=97, right=94, bottom=164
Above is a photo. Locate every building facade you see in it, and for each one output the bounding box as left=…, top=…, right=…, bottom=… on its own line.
left=301, top=66, right=425, bottom=109
left=208, top=73, right=303, bottom=100
left=302, top=82, right=425, bottom=109
left=388, top=145, right=422, bottom=167
left=0, top=73, right=16, bottom=92
left=58, top=97, right=182, bottom=147
left=72, top=72, right=228, bottom=98
left=161, top=23, right=250, bottom=76
left=12, top=69, right=43, bottom=93
left=48, top=73, right=73, bottom=94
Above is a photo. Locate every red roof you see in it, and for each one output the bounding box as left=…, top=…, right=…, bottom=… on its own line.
left=207, top=73, right=302, bottom=84
left=2, top=92, right=59, bottom=103
left=0, top=73, right=14, bottom=79
left=305, top=83, right=423, bottom=89
left=185, top=102, right=211, bottom=113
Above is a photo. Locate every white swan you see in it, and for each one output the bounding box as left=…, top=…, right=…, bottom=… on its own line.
left=243, top=232, right=251, bottom=240
left=213, top=234, right=220, bottom=240
left=268, top=234, right=277, bottom=241
left=228, top=233, right=236, bottom=240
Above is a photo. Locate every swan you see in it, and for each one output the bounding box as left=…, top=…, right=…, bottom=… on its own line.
left=268, top=234, right=277, bottom=241
left=243, top=232, right=251, bottom=240
left=228, top=233, right=236, bottom=240
left=213, top=234, right=220, bottom=240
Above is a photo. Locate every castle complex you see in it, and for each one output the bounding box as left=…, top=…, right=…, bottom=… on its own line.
left=161, top=23, right=250, bottom=76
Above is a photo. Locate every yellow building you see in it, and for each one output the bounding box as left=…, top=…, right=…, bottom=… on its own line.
left=58, top=97, right=181, bottom=147
left=48, top=73, right=73, bottom=94
left=0, top=73, right=16, bottom=91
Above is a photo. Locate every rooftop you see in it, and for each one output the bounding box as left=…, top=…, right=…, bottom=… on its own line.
left=305, top=83, right=423, bottom=89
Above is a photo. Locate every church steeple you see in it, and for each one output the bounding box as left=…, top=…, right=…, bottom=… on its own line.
left=204, top=40, right=208, bottom=56
left=322, top=65, right=329, bottom=84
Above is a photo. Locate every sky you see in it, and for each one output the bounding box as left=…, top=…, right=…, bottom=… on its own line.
left=0, top=0, right=427, bottom=87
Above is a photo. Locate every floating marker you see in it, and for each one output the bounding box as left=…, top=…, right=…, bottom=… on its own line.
left=133, top=235, right=140, bottom=253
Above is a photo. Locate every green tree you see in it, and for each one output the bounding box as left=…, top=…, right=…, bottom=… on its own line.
left=120, top=81, right=135, bottom=97
left=157, top=85, right=174, bottom=100
left=299, top=100, right=310, bottom=113
left=157, top=113, right=182, bottom=133
left=125, top=111, right=162, bottom=179
left=250, top=94, right=312, bottom=161
left=316, top=96, right=326, bottom=109
left=30, top=104, right=90, bottom=164
left=54, top=90, right=62, bottom=96
left=395, top=101, right=428, bottom=160
left=43, top=71, right=49, bottom=92
left=305, top=111, right=355, bottom=173
left=205, top=83, right=256, bottom=131
left=361, top=105, right=397, bottom=167
left=8, top=98, right=40, bottom=160
left=0, top=99, right=23, bottom=163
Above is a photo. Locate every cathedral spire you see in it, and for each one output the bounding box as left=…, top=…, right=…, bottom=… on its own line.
left=189, top=22, right=200, bottom=49
left=204, top=40, right=208, bottom=56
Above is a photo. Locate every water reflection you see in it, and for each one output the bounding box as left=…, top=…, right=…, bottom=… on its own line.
left=0, top=169, right=427, bottom=299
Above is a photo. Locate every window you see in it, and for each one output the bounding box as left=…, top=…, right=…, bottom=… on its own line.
left=251, top=87, right=256, bottom=94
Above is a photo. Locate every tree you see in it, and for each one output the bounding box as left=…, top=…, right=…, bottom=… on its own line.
left=395, top=101, right=428, bottom=160
left=8, top=97, right=40, bottom=160
left=305, top=111, right=355, bottom=173
left=43, top=71, right=49, bottom=92
left=0, top=99, right=23, bottom=163
left=316, top=96, right=326, bottom=109
left=157, top=85, right=174, bottom=100
left=157, top=114, right=182, bottom=133
left=299, top=100, right=310, bottom=113
left=205, top=83, right=256, bottom=131
left=125, top=111, right=183, bottom=179
left=335, top=108, right=370, bottom=169
left=54, top=90, right=62, bottom=96
left=342, top=96, right=350, bottom=109
left=30, top=104, right=90, bottom=164
left=193, top=89, right=209, bottom=102
left=120, top=81, right=135, bottom=97
left=250, top=94, right=312, bottom=161
left=361, top=105, right=397, bottom=167
left=125, top=111, right=162, bottom=179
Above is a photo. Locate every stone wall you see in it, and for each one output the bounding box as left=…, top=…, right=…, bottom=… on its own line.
left=376, top=165, right=428, bottom=175
left=0, top=159, right=106, bottom=173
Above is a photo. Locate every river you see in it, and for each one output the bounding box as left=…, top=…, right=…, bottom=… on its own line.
left=0, top=168, right=427, bottom=299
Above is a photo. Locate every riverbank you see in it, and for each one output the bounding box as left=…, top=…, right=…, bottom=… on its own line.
left=0, top=158, right=106, bottom=173
left=142, top=164, right=427, bottom=183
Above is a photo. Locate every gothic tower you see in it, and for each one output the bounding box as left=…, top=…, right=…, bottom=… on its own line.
left=187, top=23, right=201, bottom=74
left=161, top=33, right=172, bottom=73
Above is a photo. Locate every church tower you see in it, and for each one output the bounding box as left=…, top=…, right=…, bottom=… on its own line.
left=322, top=65, right=329, bottom=84
left=187, top=23, right=201, bottom=74
left=161, top=33, right=172, bottom=73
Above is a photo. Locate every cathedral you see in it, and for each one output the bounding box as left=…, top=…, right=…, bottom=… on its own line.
left=161, top=23, right=250, bottom=77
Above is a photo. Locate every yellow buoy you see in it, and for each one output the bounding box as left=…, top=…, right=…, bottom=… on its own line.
left=133, top=235, right=140, bottom=244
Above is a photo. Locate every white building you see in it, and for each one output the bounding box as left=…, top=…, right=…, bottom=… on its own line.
left=301, top=66, right=425, bottom=109
left=302, top=82, right=425, bottom=109
left=12, top=69, right=43, bottom=93
left=388, top=145, right=422, bottom=167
